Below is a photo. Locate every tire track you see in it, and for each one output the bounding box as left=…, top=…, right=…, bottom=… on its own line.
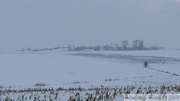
left=68, top=53, right=180, bottom=77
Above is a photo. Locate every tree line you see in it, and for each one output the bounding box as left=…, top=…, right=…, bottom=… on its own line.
left=68, top=40, right=164, bottom=51
left=18, top=40, right=164, bottom=52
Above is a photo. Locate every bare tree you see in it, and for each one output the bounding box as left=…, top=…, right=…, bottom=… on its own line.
left=122, top=40, right=128, bottom=50
left=132, top=40, right=139, bottom=50
left=138, top=40, right=144, bottom=50
left=132, top=40, right=144, bottom=50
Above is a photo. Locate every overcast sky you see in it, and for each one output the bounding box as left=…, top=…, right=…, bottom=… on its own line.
left=0, top=0, right=180, bottom=51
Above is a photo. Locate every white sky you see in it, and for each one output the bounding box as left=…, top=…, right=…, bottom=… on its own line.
left=0, top=0, right=180, bottom=51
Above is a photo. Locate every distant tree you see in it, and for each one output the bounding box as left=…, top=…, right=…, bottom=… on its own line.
left=27, top=47, right=31, bottom=51
left=94, top=46, right=101, bottom=51
left=68, top=45, right=72, bottom=51
left=138, top=40, right=144, bottom=50
left=122, top=40, right=128, bottom=50
left=34, top=83, right=46, bottom=86
left=150, top=46, right=160, bottom=50
left=132, top=40, right=139, bottom=50
left=103, top=45, right=112, bottom=51
left=115, top=44, right=121, bottom=50
left=132, top=40, right=144, bottom=50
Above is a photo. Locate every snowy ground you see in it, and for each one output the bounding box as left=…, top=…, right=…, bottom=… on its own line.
left=0, top=50, right=180, bottom=100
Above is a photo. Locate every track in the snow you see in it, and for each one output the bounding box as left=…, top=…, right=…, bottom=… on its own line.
left=69, top=53, right=180, bottom=64
left=69, top=53, right=180, bottom=76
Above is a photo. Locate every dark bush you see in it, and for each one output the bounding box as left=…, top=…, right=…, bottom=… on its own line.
left=144, top=61, right=148, bottom=67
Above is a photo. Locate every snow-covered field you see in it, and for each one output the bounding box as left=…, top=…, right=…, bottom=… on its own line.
left=0, top=50, right=180, bottom=100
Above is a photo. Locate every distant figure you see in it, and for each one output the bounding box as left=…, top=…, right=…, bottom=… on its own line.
left=144, top=61, right=148, bottom=67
